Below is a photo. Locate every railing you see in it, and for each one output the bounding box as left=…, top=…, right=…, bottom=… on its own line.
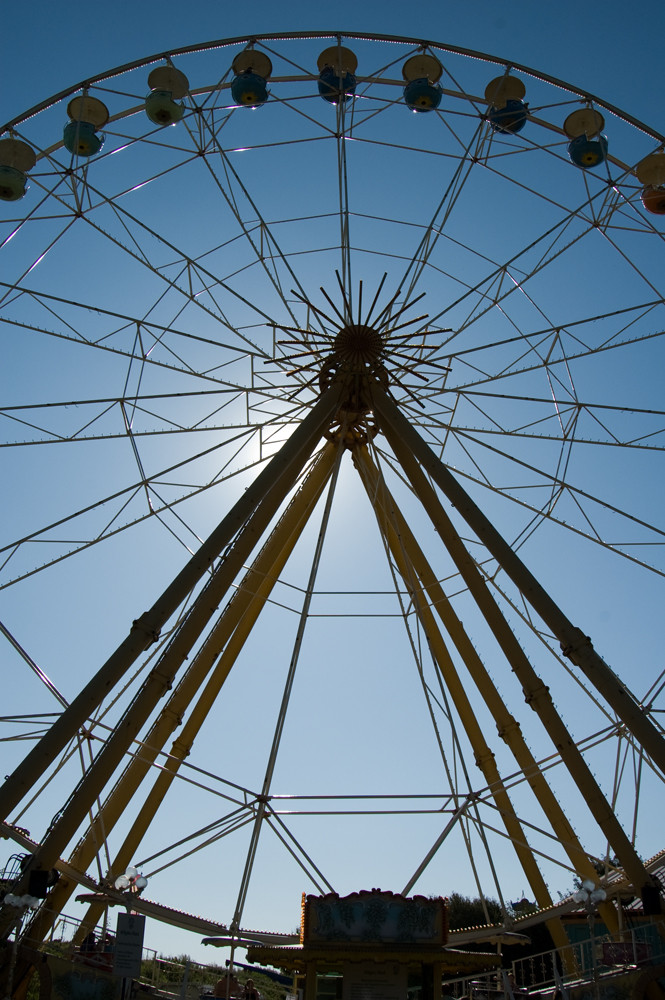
left=46, top=920, right=225, bottom=999
left=513, top=920, right=665, bottom=991
left=0, top=853, right=30, bottom=885
left=5, top=900, right=227, bottom=998
left=133, top=955, right=232, bottom=999
left=12, top=905, right=665, bottom=999
left=14, top=904, right=158, bottom=969
left=441, top=919, right=665, bottom=999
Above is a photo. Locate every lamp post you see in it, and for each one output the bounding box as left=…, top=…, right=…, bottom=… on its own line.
left=112, top=867, right=149, bottom=1000
left=113, top=866, right=149, bottom=898
left=572, top=879, right=607, bottom=999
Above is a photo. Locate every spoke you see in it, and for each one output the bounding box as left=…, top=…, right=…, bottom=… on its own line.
left=0, top=428, right=267, bottom=587
left=189, top=113, right=319, bottom=337
left=336, top=100, right=353, bottom=316
left=397, top=126, right=485, bottom=306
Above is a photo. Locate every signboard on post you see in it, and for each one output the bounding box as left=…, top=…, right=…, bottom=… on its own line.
left=343, top=962, right=407, bottom=1000
left=113, top=912, right=146, bottom=978
left=302, top=890, right=447, bottom=945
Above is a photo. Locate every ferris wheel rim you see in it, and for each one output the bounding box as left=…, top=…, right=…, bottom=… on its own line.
left=3, top=28, right=665, bottom=147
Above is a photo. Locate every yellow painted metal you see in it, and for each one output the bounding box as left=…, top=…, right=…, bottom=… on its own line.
left=355, top=444, right=619, bottom=937
left=0, top=384, right=344, bottom=831
left=0, top=388, right=343, bottom=941
left=354, top=446, right=572, bottom=954
left=17, top=444, right=339, bottom=951
left=371, top=387, right=665, bottom=783
left=371, top=388, right=657, bottom=896
left=3, top=374, right=652, bottom=963
left=71, top=443, right=339, bottom=941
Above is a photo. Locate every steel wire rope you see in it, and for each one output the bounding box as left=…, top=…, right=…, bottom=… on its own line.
left=183, top=111, right=323, bottom=350
left=24, top=152, right=285, bottom=359
left=399, top=410, right=665, bottom=576
left=0, top=629, right=116, bottom=887
left=0, top=423, right=290, bottom=587
left=446, top=425, right=665, bottom=568
left=427, top=194, right=632, bottom=342
left=137, top=809, right=257, bottom=879
left=10, top=611, right=188, bottom=837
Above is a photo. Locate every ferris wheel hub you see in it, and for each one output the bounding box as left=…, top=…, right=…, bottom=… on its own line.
left=332, top=323, right=384, bottom=367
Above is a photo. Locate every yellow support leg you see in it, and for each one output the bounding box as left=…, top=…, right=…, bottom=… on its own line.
left=1, top=387, right=343, bottom=939
left=354, top=445, right=572, bottom=955
left=355, top=443, right=619, bottom=936
left=371, top=387, right=665, bottom=780
left=0, top=383, right=344, bottom=829
left=72, top=442, right=340, bottom=940
left=20, top=443, right=340, bottom=949
left=371, top=392, right=657, bottom=899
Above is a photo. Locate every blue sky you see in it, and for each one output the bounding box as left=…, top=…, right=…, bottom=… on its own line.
left=2, top=0, right=665, bottom=969
left=3, top=0, right=665, bottom=125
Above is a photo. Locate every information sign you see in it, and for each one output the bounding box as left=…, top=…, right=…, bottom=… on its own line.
left=343, top=962, right=407, bottom=1000
left=112, top=912, right=146, bottom=978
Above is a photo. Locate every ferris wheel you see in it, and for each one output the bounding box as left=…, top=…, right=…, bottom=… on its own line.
left=1, top=30, right=665, bottom=965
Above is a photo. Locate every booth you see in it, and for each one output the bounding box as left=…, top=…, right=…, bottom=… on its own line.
left=246, top=890, right=499, bottom=1000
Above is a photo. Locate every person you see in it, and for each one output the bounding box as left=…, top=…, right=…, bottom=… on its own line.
left=80, top=931, right=96, bottom=953
left=243, top=979, right=259, bottom=1000
left=101, top=932, right=115, bottom=954
left=214, top=974, right=241, bottom=998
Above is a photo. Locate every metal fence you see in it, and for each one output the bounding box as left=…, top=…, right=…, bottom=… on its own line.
left=4, top=895, right=665, bottom=1000
left=440, top=920, right=665, bottom=1000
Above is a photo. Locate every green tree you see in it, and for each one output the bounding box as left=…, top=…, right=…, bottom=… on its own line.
left=446, top=892, right=504, bottom=930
